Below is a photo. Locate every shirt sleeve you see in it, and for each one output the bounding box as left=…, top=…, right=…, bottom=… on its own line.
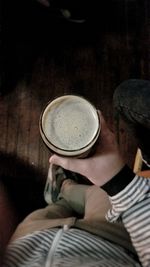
left=102, top=167, right=150, bottom=267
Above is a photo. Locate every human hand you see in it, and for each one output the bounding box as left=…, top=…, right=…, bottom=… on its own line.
left=49, top=111, right=125, bottom=187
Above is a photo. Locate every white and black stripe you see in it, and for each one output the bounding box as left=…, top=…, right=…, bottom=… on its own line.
left=3, top=228, right=139, bottom=267
left=107, top=175, right=150, bottom=267
left=3, top=173, right=150, bottom=267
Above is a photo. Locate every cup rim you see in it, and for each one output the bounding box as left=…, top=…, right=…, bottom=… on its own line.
left=39, top=94, right=101, bottom=156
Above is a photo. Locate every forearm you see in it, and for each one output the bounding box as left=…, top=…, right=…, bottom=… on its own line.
left=102, top=167, right=150, bottom=267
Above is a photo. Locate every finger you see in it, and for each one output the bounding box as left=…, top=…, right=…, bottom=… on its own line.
left=50, top=154, right=87, bottom=175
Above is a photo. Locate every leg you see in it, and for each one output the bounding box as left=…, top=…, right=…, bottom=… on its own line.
left=61, top=180, right=111, bottom=219
left=11, top=178, right=89, bottom=241
left=113, top=79, right=150, bottom=166
left=23, top=199, right=74, bottom=221
left=76, top=185, right=135, bottom=254
left=11, top=198, right=76, bottom=241
left=84, top=185, right=111, bottom=219
left=45, top=164, right=92, bottom=215
left=59, top=179, right=89, bottom=215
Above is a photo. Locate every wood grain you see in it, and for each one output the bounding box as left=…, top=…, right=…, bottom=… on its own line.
left=0, top=0, right=149, bottom=212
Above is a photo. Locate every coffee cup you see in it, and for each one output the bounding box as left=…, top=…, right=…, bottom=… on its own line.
left=39, top=95, right=100, bottom=158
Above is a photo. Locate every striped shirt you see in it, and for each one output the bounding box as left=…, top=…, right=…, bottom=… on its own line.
left=3, top=228, right=139, bottom=267
left=3, top=174, right=150, bottom=267
left=108, top=175, right=150, bottom=267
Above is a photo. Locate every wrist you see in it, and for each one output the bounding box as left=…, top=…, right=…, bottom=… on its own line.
left=101, top=165, right=135, bottom=196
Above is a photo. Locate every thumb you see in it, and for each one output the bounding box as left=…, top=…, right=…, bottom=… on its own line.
left=49, top=154, right=86, bottom=175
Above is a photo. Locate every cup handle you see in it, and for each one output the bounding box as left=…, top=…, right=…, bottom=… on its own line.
left=44, top=164, right=55, bottom=204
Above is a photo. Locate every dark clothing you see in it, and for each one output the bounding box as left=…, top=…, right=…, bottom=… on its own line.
left=113, top=79, right=150, bottom=165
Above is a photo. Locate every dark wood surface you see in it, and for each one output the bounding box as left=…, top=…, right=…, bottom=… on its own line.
left=0, top=0, right=149, bottom=216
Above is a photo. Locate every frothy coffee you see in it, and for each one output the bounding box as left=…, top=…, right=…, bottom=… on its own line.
left=40, top=95, right=100, bottom=156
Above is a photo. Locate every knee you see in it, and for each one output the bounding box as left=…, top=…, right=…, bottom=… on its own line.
left=113, top=79, right=150, bottom=112
left=113, top=79, right=140, bottom=109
